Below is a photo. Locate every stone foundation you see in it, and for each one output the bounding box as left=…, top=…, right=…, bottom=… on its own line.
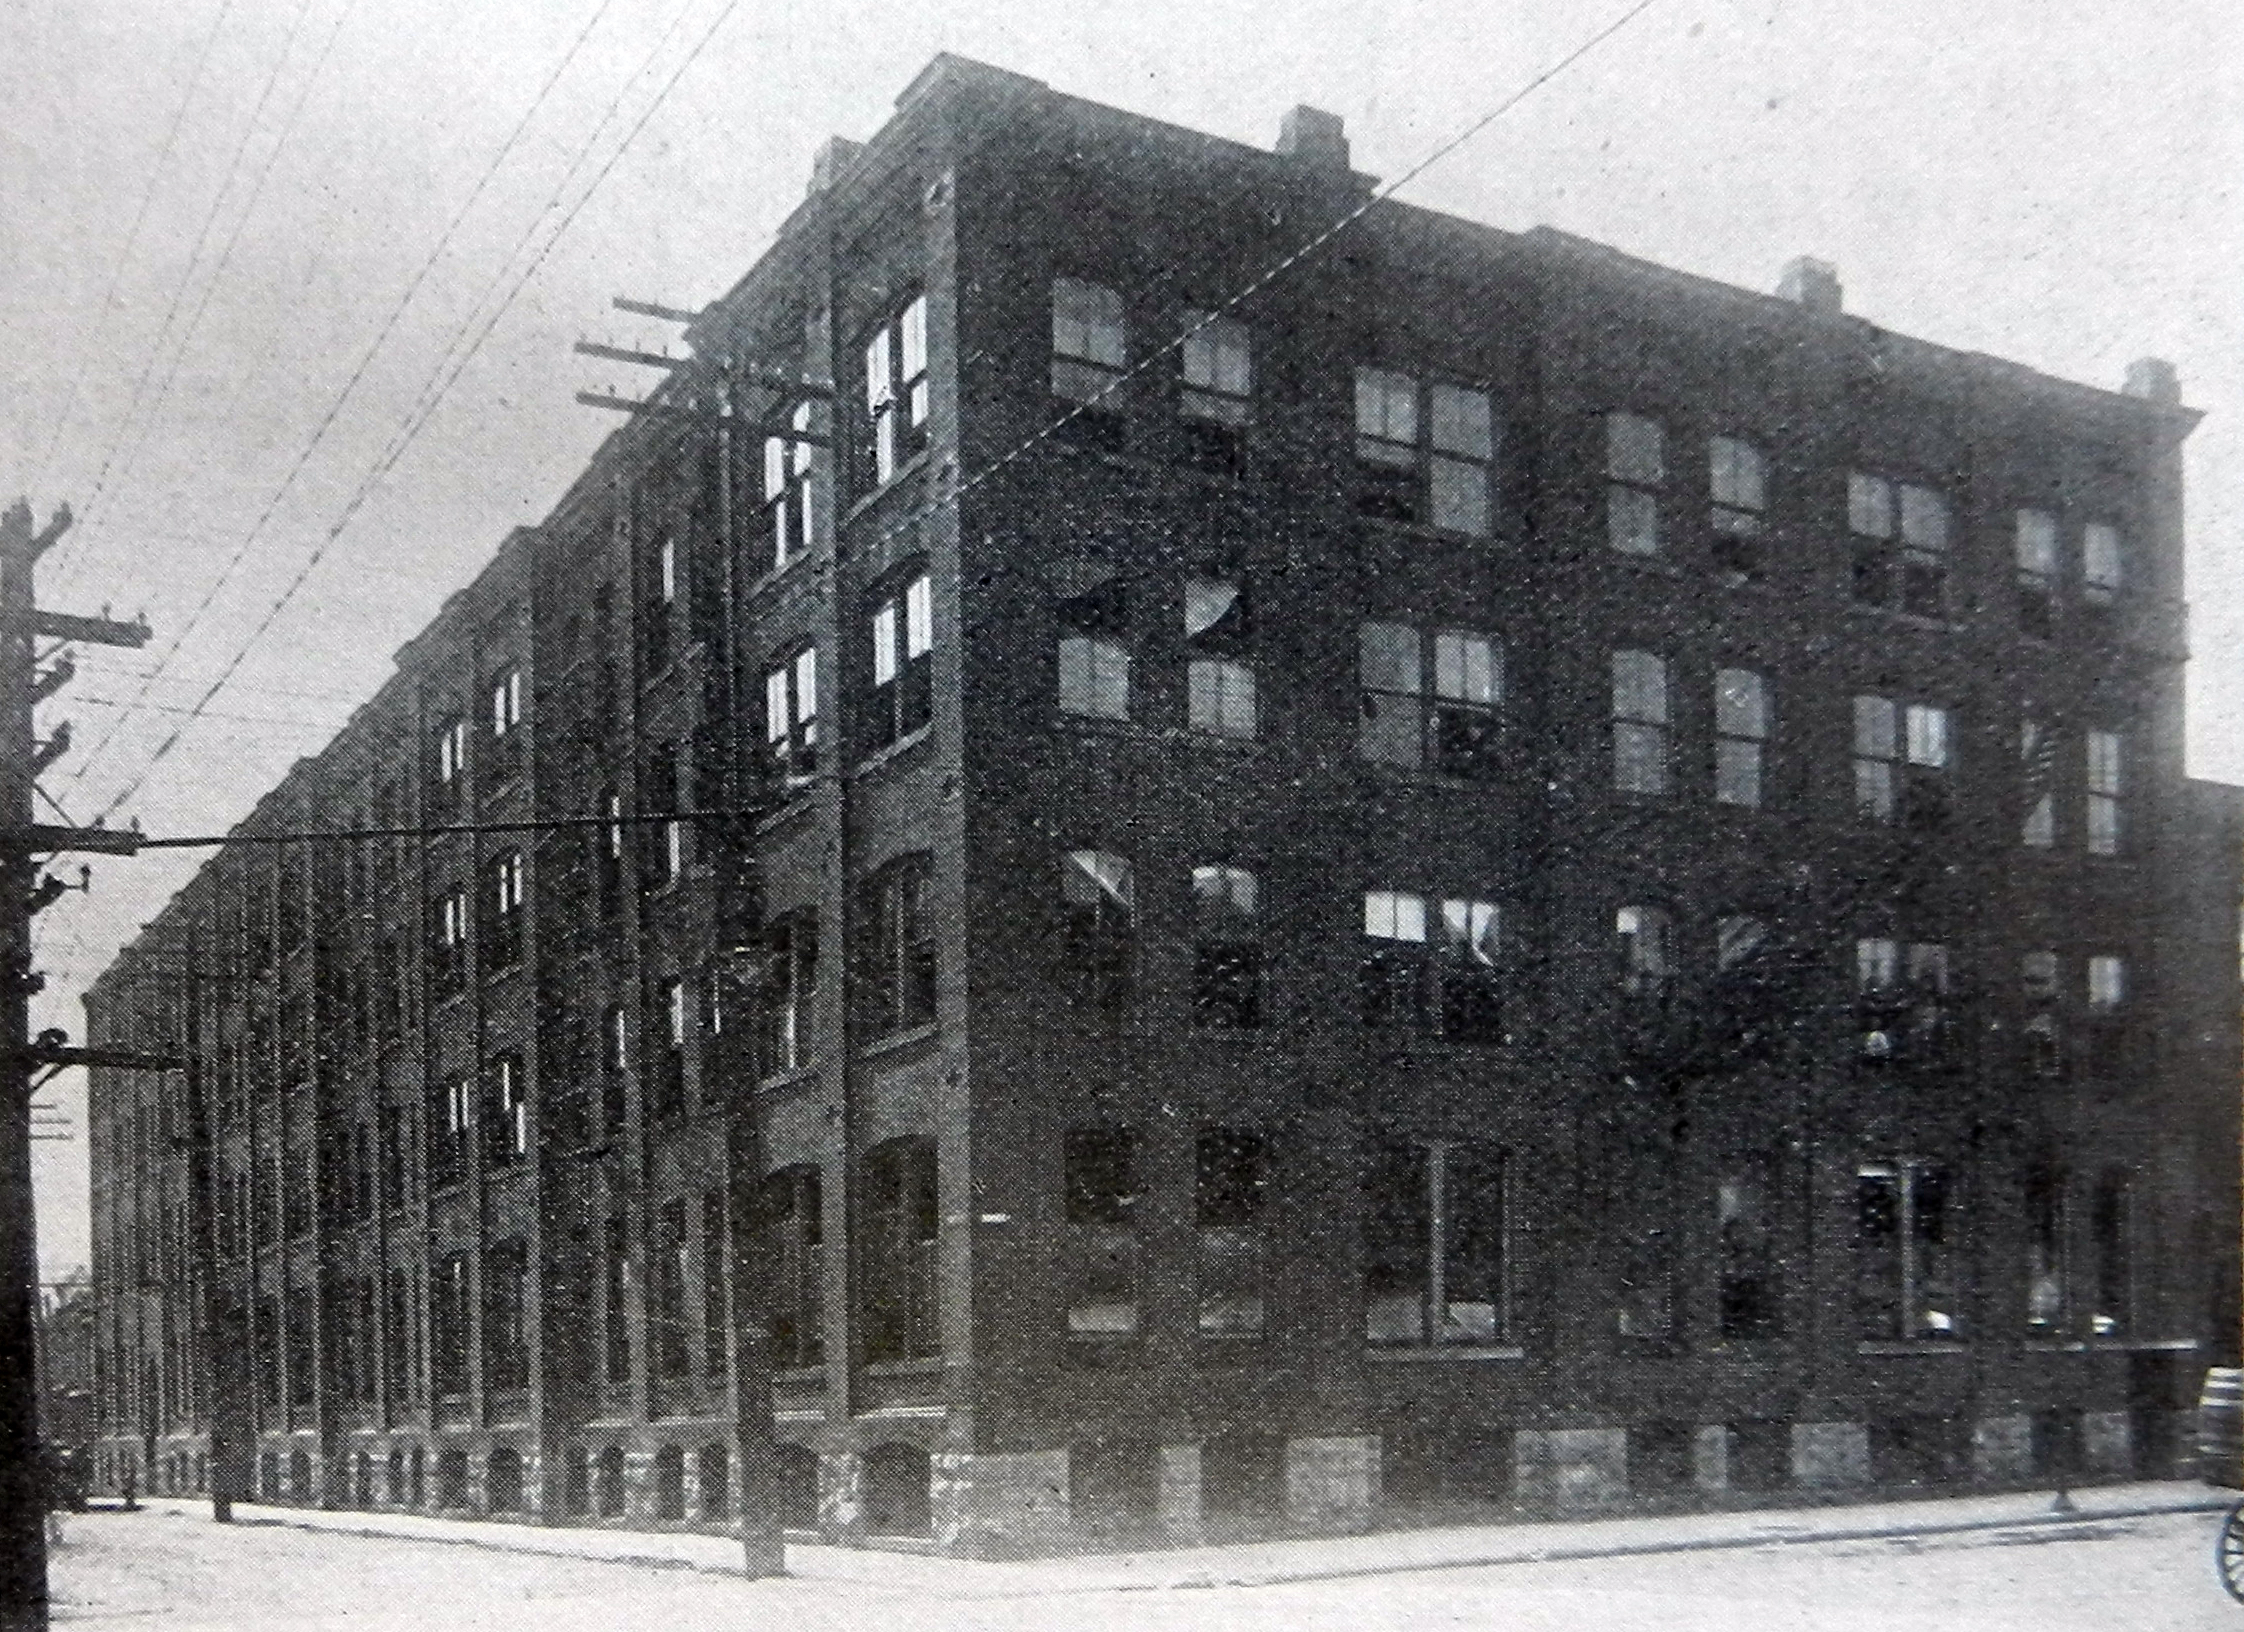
left=1285, top=1435, right=1378, bottom=1532
left=1792, top=1421, right=1868, bottom=1489
left=1514, top=1427, right=1627, bottom=1508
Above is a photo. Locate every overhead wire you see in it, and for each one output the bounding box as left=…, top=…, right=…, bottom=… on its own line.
left=89, top=0, right=748, bottom=824
left=28, top=0, right=239, bottom=496
left=58, top=0, right=627, bottom=782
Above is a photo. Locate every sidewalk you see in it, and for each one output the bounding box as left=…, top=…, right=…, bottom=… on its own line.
left=133, top=1481, right=2230, bottom=1598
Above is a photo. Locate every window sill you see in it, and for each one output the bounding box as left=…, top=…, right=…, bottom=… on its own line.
left=844, top=452, right=931, bottom=524
left=1366, top=1344, right=1526, bottom=1363
left=1356, top=515, right=1505, bottom=550
left=2023, top=1336, right=2199, bottom=1354
left=863, top=1358, right=943, bottom=1378
left=1053, top=710, right=1150, bottom=738
left=1354, top=759, right=1505, bottom=791
left=1608, top=549, right=1684, bottom=578
left=756, top=1064, right=820, bottom=1095
left=858, top=1022, right=938, bottom=1061
left=856, top=726, right=933, bottom=778
left=1846, top=603, right=1960, bottom=635
left=745, top=552, right=815, bottom=600
left=1856, top=1341, right=1969, bottom=1356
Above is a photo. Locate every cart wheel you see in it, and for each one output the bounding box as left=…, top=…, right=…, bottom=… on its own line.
left=2217, top=1501, right=2244, bottom=1603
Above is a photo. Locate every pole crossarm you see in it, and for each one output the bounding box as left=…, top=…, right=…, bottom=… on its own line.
left=5, top=1043, right=180, bottom=1073
left=0, top=826, right=141, bottom=857
left=574, top=340, right=681, bottom=370
left=0, top=609, right=151, bottom=648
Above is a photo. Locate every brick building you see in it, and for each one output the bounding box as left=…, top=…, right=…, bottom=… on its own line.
left=84, top=55, right=2236, bottom=1553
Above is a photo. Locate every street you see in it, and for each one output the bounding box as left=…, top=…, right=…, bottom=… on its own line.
left=45, top=1502, right=2244, bottom=1631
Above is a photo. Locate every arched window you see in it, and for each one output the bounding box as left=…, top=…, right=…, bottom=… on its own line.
left=487, top=1447, right=524, bottom=1512
left=595, top=1446, right=626, bottom=1518
left=698, top=1443, right=729, bottom=1520
left=653, top=1444, right=686, bottom=1520
left=860, top=1138, right=939, bottom=1362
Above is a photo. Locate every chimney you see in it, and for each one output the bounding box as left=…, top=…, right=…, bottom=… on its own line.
left=809, top=136, right=865, bottom=196
left=1777, top=256, right=1843, bottom=316
left=2123, top=356, right=2180, bottom=406
left=1276, top=106, right=1349, bottom=172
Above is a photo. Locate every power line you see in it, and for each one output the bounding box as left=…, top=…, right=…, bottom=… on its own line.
left=28, top=0, right=239, bottom=497
left=59, top=0, right=639, bottom=798
left=89, top=0, right=746, bottom=825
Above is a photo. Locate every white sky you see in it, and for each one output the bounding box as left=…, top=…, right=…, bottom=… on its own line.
left=5, top=0, right=2239, bottom=1279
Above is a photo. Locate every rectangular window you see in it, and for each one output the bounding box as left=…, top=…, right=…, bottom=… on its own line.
left=1849, top=473, right=1949, bottom=617
left=484, top=1239, right=529, bottom=1392
left=2022, top=950, right=2063, bottom=1078
left=1197, top=1129, right=1270, bottom=1338
left=1060, top=849, right=1135, bottom=1012
left=486, top=851, right=524, bottom=970
left=1363, top=1139, right=1506, bottom=1347
left=2016, top=510, right=2058, bottom=639
left=700, top=1189, right=728, bottom=1378
left=861, top=858, right=937, bottom=1035
left=1359, top=622, right=1501, bottom=776
left=1065, top=1128, right=1140, bottom=1340
left=485, top=1054, right=528, bottom=1167
left=1185, top=578, right=1255, bottom=739
left=2082, top=522, right=2123, bottom=607
left=2089, top=1171, right=2129, bottom=1336
left=1058, top=634, right=1131, bottom=721
left=1853, top=695, right=1950, bottom=829
left=1616, top=905, right=1674, bottom=1005
left=652, top=1196, right=690, bottom=1378
left=599, top=1005, right=628, bottom=1131
left=1718, top=1153, right=1782, bottom=1339
left=1606, top=412, right=1664, bottom=556
left=2087, top=953, right=2125, bottom=1010
left=1191, top=864, right=1261, bottom=1027
left=1052, top=277, right=1126, bottom=448
left=1714, top=668, right=1769, bottom=807
left=435, top=717, right=469, bottom=810
left=764, top=647, right=819, bottom=784
left=762, top=1166, right=823, bottom=1369
left=869, top=574, right=934, bottom=749
left=1856, top=937, right=1950, bottom=1063
left=1179, top=311, right=1251, bottom=474
left=490, top=667, right=522, bottom=738
left=864, top=292, right=929, bottom=484
left=2023, top=1162, right=2067, bottom=1332
left=2086, top=729, right=2123, bottom=855
left=1354, top=369, right=1494, bottom=535
left=860, top=1138, right=940, bottom=1363
left=1709, top=435, right=1766, bottom=582
left=757, top=910, right=819, bottom=1077
left=432, top=1255, right=471, bottom=1398
left=649, top=979, right=686, bottom=1121
left=2021, top=719, right=2057, bottom=848
left=1612, top=649, right=1671, bottom=795
left=762, top=400, right=824, bottom=572
left=1436, top=898, right=1503, bottom=1042
left=1361, top=889, right=1429, bottom=1027
left=1855, top=1159, right=1960, bottom=1341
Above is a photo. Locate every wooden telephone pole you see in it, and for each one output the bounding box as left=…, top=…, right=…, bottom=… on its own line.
left=0, top=499, right=152, bottom=1632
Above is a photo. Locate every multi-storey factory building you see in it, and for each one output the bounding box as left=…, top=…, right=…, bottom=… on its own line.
left=84, top=56, right=2238, bottom=1553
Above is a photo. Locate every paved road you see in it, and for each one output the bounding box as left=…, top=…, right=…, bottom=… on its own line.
left=47, top=1502, right=2244, bottom=1631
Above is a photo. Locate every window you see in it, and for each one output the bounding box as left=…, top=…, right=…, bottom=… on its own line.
left=1849, top=473, right=1949, bottom=617
left=1354, top=368, right=1494, bottom=535
left=1611, top=650, right=1671, bottom=795
left=485, top=851, right=524, bottom=970
left=2082, top=522, right=2123, bottom=608
left=1616, top=905, right=1674, bottom=1005
left=1852, top=695, right=1951, bottom=829
left=602, top=1215, right=632, bottom=1382
left=1064, top=1128, right=1140, bottom=1340
left=1613, top=1129, right=1675, bottom=1340
left=645, top=534, right=676, bottom=672
left=1856, top=937, right=1950, bottom=1063
left=641, top=744, right=683, bottom=889
left=860, top=857, right=937, bottom=1035
left=1360, top=890, right=1502, bottom=1038
left=1191, top=865, right=1261, bottom=1027
left=435, top=1077, right=473, bottom=1185
left=2016, top=510, right=2058, bottom=639
left=1855, top=1159, right=1960, bottom=1341
left=1185, top=578, right=1255, bottom=739
left=757, top=910, right=819, bottom=1076
left=701, top=1188, right=728, bottom=1378
left=764, top=648, right=818, bottom=785
left=1436, top=898, right=1503, bottom=1042
left=2022, top=950, right=2062, bottom=1078
left=1605, top=412, right=1664, bottom=556
left=1179, top=311, right=1251, bottom=474
left=484, top=1053, right=528, bottom=1167
left=762, top=400, right=824, bottom=572
left=1359, top=622, right=1501, bottom=776
left=1059, top=849, right=1134, bottom=1012
left=599, top=1004, right=628, bottom=1131
left=1709, top=435, right=1767, bottom=582
left=2089, top=1170, right=2130, bottom=1336
left=1363, top=1138, right=1507, bottom=1347
left=1360, top=889, right=1428, bottom=1027
left=2085, top=952, right=2129, bottom=1073
left=435, top=716, right=468, bottom=810
left=484, top=1239, right=529, bottom=1392
left=1714, top=668, right=1769, bottom=807
left=860, top=1138, right=939, bottom=1363
left=597, top=790, right=625, bottom=917
left=384, top=1267, right=413, bottom=1402
left=2021, top=719, right=2057, bottom=848
left=432, top=1254, right=471, bottom=1397
left=652, top=1197, right=689, bottom=1378
left=2088, top=953, right=2126, bottom=1011
left=1052, top=277, right=1126, bottom=448
left=1056, top=572, right=1129, bottom=721
left=1198, top=1130, right=1271, bottom=1338
left=1718, top=1154, right=1782, bottom=1340
left=2023, top=1162, right=2067, bottom=1331
left=864, top=293, right=929, bottom=485
left=2086, top=729, right=2123, bottom=855
left=489, top=667, right=521, bottom=741
left=869, top=574, right=933, bottom=749
left=762, top=1165, right=823, bottom=1369
left=650, top=979, right=686, bottom=1121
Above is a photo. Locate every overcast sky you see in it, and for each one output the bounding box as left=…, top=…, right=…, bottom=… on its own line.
left=5, top=0, right=2238, bottom=1279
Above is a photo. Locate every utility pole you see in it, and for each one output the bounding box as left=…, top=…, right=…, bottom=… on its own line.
left=177, top=932, right=249, bottom=1522
left=0, top=498, right=151, bottom=1632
